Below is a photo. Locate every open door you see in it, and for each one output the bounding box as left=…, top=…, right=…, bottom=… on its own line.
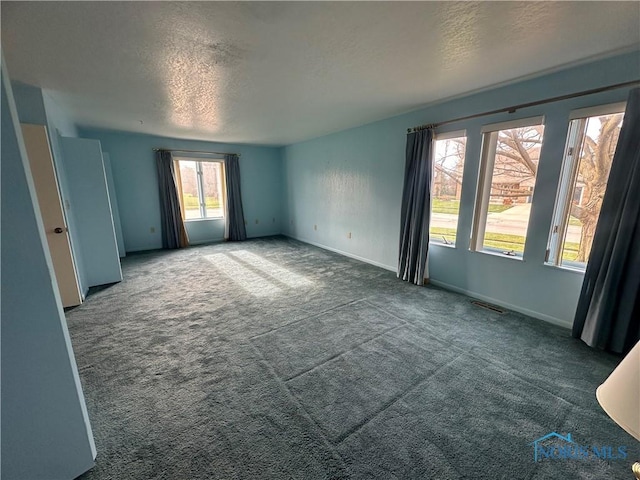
left=21, top=123, right=82, bottom=307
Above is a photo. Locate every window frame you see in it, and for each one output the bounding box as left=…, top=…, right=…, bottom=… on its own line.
left=174, top=156, right=226, bottom=221
left=545, top=102, right=626, bottom=270
left=429, top=129, right=467, bottom=247
left=470, top=116, right=545, bottom=259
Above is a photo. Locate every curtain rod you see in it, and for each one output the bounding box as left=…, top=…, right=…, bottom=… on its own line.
left=407, top=79, right=640, bottom=134
left=153, top=148, right=240, bottom=157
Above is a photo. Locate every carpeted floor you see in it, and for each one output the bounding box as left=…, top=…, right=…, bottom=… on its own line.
left=68, top=236, right=636, bottom=480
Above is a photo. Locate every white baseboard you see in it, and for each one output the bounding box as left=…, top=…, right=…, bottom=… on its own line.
left=189, top=238, right=224, bottom=246
left=429, top=279, right=572, bottom=330
left=283, top=234, right=396, bottom=273
left=284, top=233, right=572, bottom=330
left=247, top=231, right=281, bottom=239
left=189, top=232, right=281, bottom=246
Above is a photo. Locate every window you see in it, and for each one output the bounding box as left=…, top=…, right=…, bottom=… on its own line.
left=471, top=117, right=545, bottom=257
left=175, top=158, right=225, bottom=220
left=430, top=131, right=467, bottom=245
left=546, top=103, right=625, bottom=269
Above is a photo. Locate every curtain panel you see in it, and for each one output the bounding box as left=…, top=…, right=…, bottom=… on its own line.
left=398, top=129, right=434, bottom=285
left=155, top=150, right=189, bottom=249
left=224, top=154, right=247, bottom=241
left=572, top=88, right=640, bottom=354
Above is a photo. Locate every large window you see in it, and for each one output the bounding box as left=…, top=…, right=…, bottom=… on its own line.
left=471, top=117, right=545, bottom=257
left=546, top=103, right=625, bottom=269
left=175, top=158, right=225, bottom=220
left=430, top=131, right=467, bottom=245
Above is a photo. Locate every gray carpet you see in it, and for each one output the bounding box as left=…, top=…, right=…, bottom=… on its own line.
left=68, top=236, right=637, bottom=480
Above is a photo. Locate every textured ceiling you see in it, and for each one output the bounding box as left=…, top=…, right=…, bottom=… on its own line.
left=2, top=2, right=639, bottom=145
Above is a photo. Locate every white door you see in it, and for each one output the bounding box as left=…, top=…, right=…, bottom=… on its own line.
left=21, top=123, right=82, bottom=307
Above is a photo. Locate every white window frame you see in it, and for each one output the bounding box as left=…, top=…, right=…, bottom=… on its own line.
left=545, top=102, right=626, bottom=270
left=175, top=156, right=225, bottom=221
left=470, top=116, right=544, bottom=258
left=430, top=130, right=467, bottom=247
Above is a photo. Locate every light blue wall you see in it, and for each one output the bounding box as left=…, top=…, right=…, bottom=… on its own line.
left=11, top=81, right=48, bottom=123
left=282, top=51, right=640, bottom=327
left=61, top=137, right=122, bottom=286
left=78, top=129, right=283, bottom=252
left=184, top=217, right=225, bottom=245
left=1, top=58, right=95, bottom=480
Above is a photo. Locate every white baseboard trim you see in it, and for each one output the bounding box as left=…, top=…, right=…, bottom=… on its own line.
left=188, top=238, right=224, bottom=246
left=281, top=233, right=572, bottom=330
left=283, top=234, right=397, bottom=273
left=429, top=279, right=573, bottom=330
left=189, top=232, right=281, bottom=246
left=247, top=231, right=281, bottom=239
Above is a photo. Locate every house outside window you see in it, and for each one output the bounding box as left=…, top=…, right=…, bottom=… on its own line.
left=174, top=158, right=225, bottom=220
left=546, top=102, right=626, bottom=270
left=470, top=116, right=545, bottom=258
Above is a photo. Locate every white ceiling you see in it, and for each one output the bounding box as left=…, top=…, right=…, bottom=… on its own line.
left=2, top=2, right=639, bottom=146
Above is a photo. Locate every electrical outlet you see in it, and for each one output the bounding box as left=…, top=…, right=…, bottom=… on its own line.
left=314, top=224, right=317, bottom=231
left=347, top=232, right=352, bottom=239
left=150, top=227, right=155, bottom=233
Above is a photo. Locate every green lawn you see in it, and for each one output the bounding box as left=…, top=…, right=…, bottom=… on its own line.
left=432, top=198, right=511, bottom=214
left=430, top=226, right=580, bottom=261
left=183, top=194, right=221, bottom=210
left=432, top=198, right=583, bottom=259
left=434, top=198, right=583, bottom=225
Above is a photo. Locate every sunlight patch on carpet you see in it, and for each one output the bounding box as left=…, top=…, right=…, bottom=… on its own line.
left=229, top=250, right=314, bottom=288
left=205, top=253, right=282, bottom=297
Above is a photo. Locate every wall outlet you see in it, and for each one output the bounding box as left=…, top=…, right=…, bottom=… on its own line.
left=347, top=232, right=352, bottom=239
left=314, top=224, right=317, bottom=231
left=150, top=227, right=155, bottom=233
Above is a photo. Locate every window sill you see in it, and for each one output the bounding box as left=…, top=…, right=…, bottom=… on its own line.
left=470, top=248, right=524, bottom=262
left=543, top=263, right=585, bottom=274
left=185, top=217, right=224, bottom=223
left=429, top=242, right=456, bottom=249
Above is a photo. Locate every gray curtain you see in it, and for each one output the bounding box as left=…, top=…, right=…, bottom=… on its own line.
left=398, top=129, right=434, bottom=285
left=155, top=150, right=189, bottom=249
left=224, top=154, right=247, bottom=241
left=572, top=87, right=640, bottom=354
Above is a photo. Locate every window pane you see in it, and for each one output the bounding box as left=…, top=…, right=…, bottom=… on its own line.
left=178, top=161, right=201, bottom=220
left=558, top=112, right=623, bottom=266
left=430, top=136, right=466, bottom=245
left=202, top=162, right=224, bottom=218
left=482, top=124, right=544, bottom=255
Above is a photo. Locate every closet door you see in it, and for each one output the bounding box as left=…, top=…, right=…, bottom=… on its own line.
left=21, top=123, right=82, bottom=307
left=102, top=153, right=125, bottom=257
left=61, top=137, right=122, bottom=286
